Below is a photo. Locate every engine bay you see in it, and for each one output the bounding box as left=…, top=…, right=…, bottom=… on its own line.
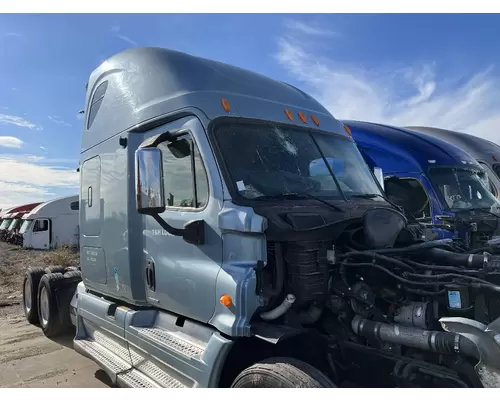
left=254, top=204, right=500, bottom=388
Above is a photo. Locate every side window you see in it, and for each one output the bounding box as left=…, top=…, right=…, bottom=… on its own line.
left=158, top=134, right=209, bottom=209
left=87, top=81, right=108, bottom=130
left=384, top=177, right=431, bottom=219
left=70, top=201, right=79, bottom=211
left=34, top=219, right=48, bottom=232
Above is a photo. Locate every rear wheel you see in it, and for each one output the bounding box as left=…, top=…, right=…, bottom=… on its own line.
left=230, top=357, right=336, bottom=388
left=23, top=267, right=46, bottom=325
left=37, top=273, right=71, bottom=338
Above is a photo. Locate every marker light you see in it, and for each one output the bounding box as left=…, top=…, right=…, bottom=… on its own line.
left=311, top=115, right=320, bottom=127
left=221, top=98, right=230, bottom=113
left=344, top=125, right=352, bottom=136
left=285, top=109, right=294, bottom=121
left=298, top=112, right=307, bottom=123
left=220, top=294, right=233, bottom=307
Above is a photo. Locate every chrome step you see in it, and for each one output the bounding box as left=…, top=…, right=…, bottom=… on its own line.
left=135, top=327, right=205, bottom=358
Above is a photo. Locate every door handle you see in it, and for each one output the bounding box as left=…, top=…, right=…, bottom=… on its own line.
left=145, top=259, right=156, bottom=292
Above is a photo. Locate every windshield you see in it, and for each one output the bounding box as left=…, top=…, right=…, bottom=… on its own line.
left=494, top=163, right=500, bottom=180
left=8, top=219, right=20, bottom=231
left=0, top=219, right=12, bottom=230
left=429, top=166, right=500, bottom=212
left=213, top=121, right=383, bottom=201
left=19, top=220, right=32, bottom=234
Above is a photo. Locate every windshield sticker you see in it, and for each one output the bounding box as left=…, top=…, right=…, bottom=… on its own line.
left=236, top=180, right=246, bottom=191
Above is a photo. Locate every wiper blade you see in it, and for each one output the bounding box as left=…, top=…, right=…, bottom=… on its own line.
left=257, top=192, right=343, bottom=212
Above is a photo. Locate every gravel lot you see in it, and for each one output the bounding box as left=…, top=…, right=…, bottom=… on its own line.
left=0, top=242, right=111, bottom=388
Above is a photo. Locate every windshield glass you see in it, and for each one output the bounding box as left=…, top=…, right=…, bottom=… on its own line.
left=214, top=121, right=383, bottom=201
left=429, top=166, right=500, bottom=212
left=494, top=163, right=500, bottom=180
left=8, top=219, right=20, bottom=231
left=0, top=219, right=12, bottom=230
left=19, top=220, right=32, bottom=234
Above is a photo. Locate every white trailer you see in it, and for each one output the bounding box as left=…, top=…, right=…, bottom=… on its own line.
left=20, top=195, right=79, bottom=250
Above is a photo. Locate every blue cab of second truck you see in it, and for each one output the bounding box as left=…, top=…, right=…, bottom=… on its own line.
left=344, top=120, right=500, bottom=242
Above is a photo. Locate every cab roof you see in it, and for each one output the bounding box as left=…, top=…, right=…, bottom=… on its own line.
left=404, top=126, right=500, bottom=164
left=343, top=120, right=479, bottom=174
left=82, top=47, right=347, bottom=151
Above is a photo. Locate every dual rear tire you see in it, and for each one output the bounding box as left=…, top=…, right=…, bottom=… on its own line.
left=23, top=266, right=82, bottom=337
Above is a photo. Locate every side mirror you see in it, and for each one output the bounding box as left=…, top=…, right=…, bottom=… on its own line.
left=135, top=148, right=166, bottom=215
left=373, top=167, right=385, bottom=190
left=134, top=145, right=205, bottom=245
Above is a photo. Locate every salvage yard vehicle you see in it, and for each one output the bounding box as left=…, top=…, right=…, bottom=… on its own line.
left=345, top=121, right=500, bottom=254
left=22, top=47, right=500, bottom=388
left=405, top=126, right=500, bottom=200
left=0, top=202, right=41, bottom=243
left=19, top=195, right=79, bottom=250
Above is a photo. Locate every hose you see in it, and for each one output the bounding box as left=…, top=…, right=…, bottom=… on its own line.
left=351, top=316, right=480, bottom=362
left=344, top=251, right=416, bottom=273
left=371, top=239, right=455, bottom=255
left=422, top=248, right=488, bottom=269
left=260, top=294, right=296, bottom=321
left=341, top=261, right=454, bottom=287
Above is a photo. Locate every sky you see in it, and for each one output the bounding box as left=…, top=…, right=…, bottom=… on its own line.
left=1, top=13, right=500, bottom=208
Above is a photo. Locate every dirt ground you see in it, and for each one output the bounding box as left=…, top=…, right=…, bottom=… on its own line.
left=0, top=242, right=112, bottom=388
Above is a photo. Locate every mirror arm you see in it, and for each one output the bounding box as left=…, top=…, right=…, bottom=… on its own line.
left=151, top=214, right=205, bottom=245
left=151, top=214, right=184, bottom=237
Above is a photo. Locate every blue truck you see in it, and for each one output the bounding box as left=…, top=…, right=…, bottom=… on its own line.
left=20, top=47, right=500, bottom=388
left=344, top=120, right=500, bottom=253
left=404, top=126, right=500, bottom=200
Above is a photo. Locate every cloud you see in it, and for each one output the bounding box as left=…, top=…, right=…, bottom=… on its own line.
left=48, top=115, right=73, bottom=128
left=111, top=25, right=137, bottom=46
left=0, top=155, right=79, bottom=208
left=284, top=20, right=341, bottom=37
left=0, top=113, right=40, bottom=130
left=0, top=136, right=23, bottom=148
left=40, top=146, right=47, bottom=150
left=275, top=25, right=500, bottom=143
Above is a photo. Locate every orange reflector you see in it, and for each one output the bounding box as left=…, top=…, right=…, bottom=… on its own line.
left=220, top=294, right=233, bottom=307
left=344, top=125, right=352, bottom=136
left=311, top=115, right=320, bottom=126
left=285, top=109, right=294, bottom=121
left=298, top=112, right=307, bottom=123
left=221, top=98, right=230, bottom=113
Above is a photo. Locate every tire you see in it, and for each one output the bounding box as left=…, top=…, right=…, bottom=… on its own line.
left=63, top=270, right=82, bottom=280
left=230, top=357, right=336, bottom=388
left=23, top=267, right=47, bottom=325
left=44, top=266, right=67, bottom=274
left=37, top=273, right=71, bottom=338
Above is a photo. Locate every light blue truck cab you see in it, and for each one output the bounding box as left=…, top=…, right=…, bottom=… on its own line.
left=405, top=126, right=500, bottom=201
left=20, top=48, right=500, bottom=388
left=344, top=120, right=500, bottom=252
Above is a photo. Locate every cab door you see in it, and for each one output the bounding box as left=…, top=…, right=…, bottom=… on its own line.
left=31, top=219, right=51, bottom=249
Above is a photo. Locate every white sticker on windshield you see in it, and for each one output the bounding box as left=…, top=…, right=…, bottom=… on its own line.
left=236, top=180, right=246, bottom=191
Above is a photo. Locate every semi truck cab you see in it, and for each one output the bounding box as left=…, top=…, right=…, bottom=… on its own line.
left=20, top=47, right=500, bottom=389
left=20, top=195, right=79, bottom=250
left=345, top=120, right=500, bottom=252
left=405, top=126, right=500, bottom=201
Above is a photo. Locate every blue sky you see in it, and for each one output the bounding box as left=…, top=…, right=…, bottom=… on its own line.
left=1, top=13, right=500, bottom=207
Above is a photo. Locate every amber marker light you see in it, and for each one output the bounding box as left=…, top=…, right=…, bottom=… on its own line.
left=311, top=115, right=320, bottom=127
left=221, top=98, right=230, bottom=113
left=220, top=294, right=233, bottom=307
